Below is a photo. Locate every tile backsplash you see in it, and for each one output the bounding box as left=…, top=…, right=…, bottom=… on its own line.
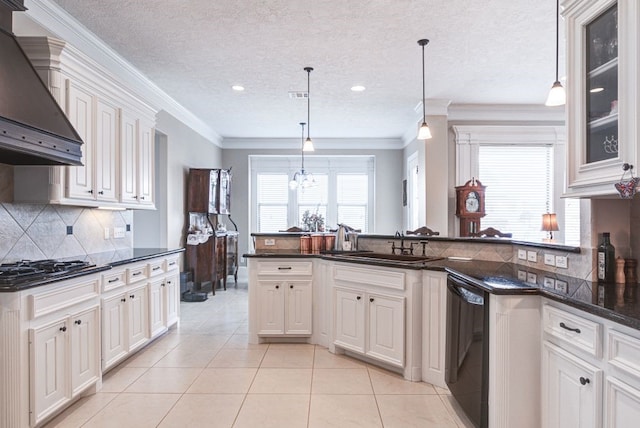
left=0, top=203, right=133, bottom=263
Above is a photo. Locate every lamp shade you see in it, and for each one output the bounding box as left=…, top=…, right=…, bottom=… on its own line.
left=541, top=213, right=559, bottom=231
left=418, top=122, right=432, bottom=140
left=545, top=81, right=566, bottom=107
left=303, top=138, right=314, bottom=152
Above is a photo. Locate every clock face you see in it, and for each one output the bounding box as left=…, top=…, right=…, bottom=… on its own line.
left=465, top=191, right=480, bottom=213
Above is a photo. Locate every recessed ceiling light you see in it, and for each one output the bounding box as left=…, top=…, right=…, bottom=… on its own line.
left=590, top=87, right=604, bottom=93
left=232, top=85, right=245, bottom=91
left=351, top=85, right=366, bottom=92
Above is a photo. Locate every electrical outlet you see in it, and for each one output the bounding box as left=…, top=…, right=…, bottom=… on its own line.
left=526, top=273, right=537, bottom=284
left=104, top=227, right=110, bottom=240
left=66, top=225, right=73, bottom=235
left=265, top=239, right=275, bottom=246
left=543, top=277, right=555, bottom=288
left=544, top=254, right=556, bottom=266
left=527, top=251, right=537, bottom=262
left=555, top=255, right=568, bottom=269
left=555, top=280, right=568, bottom=293
left=517, top=270, right=527, bottom=281
left=113, top=227, right=125, bottom=239
left=518, top=249, right=527, bottom=260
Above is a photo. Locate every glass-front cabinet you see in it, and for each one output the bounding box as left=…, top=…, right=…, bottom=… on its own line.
left=564, top=0, right=639, bottom=196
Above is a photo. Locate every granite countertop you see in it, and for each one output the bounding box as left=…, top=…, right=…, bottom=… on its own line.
left=246, top=251, right=640, bottom=331
left=0, top=248, right=185, bottom=293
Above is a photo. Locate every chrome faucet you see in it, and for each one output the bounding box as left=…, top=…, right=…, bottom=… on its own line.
left=390, top=231, right=416, bottom=255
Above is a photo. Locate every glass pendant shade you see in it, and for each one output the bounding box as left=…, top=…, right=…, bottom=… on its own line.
left=545, top=81, right=566, bottom=106
left=418, top=122, right=432, bottom=140
left=303, top=137, right=314, bottom=152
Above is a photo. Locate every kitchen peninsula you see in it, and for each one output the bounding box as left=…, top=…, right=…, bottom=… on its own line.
left=246, top=232, right=640, bottom=428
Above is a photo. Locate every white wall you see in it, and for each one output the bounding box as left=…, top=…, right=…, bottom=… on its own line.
left=153, top=111, right=223, bottom=250
left=222, top=147, right=403, bottom=264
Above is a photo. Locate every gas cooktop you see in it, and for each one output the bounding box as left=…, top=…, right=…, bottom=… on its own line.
left=0, top=259, right=95, bottom=286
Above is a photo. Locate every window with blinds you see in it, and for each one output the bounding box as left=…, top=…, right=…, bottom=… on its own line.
left=337, top=174, right=368, bottom=231
left=252, top=156, right=373, bottom=233
left=478, top=145, right=553, bottom=241
left=257, top=173, right=289, bottom=232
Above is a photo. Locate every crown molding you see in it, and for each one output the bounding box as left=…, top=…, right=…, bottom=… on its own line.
left=448, top=103, right=566, bottom=122
left=21, top=0, right=222, bottom=146
left=221, top=138, right=403, bottom=150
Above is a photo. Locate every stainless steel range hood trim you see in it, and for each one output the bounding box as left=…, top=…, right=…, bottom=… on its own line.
left=0, top=116, right=83, bottom=165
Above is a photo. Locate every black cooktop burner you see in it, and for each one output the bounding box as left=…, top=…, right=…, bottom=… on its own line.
left=0, top=259, right=94, bottom=285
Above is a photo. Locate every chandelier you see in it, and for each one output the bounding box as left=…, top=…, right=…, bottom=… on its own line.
left=289, top=122, right=315, bottom=189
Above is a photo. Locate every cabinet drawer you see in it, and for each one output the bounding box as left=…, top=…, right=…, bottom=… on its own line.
left=543, top=304, right=602, bottom=358
left=126, top=264, right=148, bottom=284
left=30, top=276, right=100, bottom=319
left=148, top=260, right=164, bottom=277
left=102, top=269, right=125, bottom=292
left=165, top=256, right=179, bottom=272
left=608, top=330, right=640, bottom=381
left=257, top=260, right=312, bottom=276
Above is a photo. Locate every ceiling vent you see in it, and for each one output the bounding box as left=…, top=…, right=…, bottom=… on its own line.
left=288, top=91, right=308, bottom=99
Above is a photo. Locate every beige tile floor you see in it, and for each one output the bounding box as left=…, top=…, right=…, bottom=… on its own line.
left=44, top=281, right=473, bottom=428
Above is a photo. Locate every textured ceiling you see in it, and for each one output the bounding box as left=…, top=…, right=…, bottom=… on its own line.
left=45, top=0, right=563, bottom=139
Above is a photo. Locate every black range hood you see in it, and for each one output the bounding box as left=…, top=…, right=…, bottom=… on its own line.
left=0, top=0, right=83, bottom=166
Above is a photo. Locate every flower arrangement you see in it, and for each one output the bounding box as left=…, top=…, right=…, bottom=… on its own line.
left=301, top=209, right=324, bottom=232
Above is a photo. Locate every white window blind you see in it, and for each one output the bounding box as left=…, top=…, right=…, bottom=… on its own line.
left=478, top=145, right=553, bottom=241
left=337, top=174, right=368, bottom=231
left=257, top=173, right=289, bottom=232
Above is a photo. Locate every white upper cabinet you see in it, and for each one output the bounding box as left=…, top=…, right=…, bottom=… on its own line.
left=564, top=0, right=640, bottom=196
left=14, top=36, right=156, bottom=209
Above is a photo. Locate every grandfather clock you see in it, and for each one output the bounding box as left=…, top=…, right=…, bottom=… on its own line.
left=455, top=178, right=486, bottom=237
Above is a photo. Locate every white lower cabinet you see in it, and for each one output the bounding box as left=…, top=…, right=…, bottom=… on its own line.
left=257, top=280, right=312, bottom=336
left=605, top=376, right=640, bottom=427
left=543, top=341, right=603, bottom=428
left=421, top=270, right=447, bottom=388
left=334, top=288, right=404, bottom=366
left=164, top=272, right=180, bottom=328
left=101, top=292, right=128, bottom=369
left=29, top=304, right=100, bottom=427
left=126, top=284, right=149, bottom=352
left=148, top=277, right=166, bottom=338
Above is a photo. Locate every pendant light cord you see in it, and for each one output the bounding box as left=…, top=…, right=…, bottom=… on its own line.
left=422, top=43, right=426, bottom=121
left=300, top=122, right=306, bottom=170
left=554, top=0, right=559, bottom=82
left=304, top=67, right=313, bottom=141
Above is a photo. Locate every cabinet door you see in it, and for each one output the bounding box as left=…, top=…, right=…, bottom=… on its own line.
left=95, top=99, right=119, bottom=202
left=29, top=319, right=69, bottom=426
left=102, top=292, right=128, bottom=370
left=120, top=110, right=138, bottom=203
left=148, top=278, right=166, bottom=338
left=605, top=377, right=640, bottom=428
left=367, top=293, right=405, bottom=366
left=164, top=273, right=180, bottom=328
left=66, top=81, right=94, bottom=200
left=285, top=280, right=312, bottom=335
left=128, top=285, right=149, bottom=351
left=543, top=341, right=602, bottom=428
left=70, top=306, right=100, bottom=397
left=137, top=120, right=154, bottom=206
left=257, top=281, right=285, bottom=335
left=334, top=287, right=365, bottom=353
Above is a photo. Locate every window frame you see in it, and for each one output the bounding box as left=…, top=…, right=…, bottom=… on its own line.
left=250, top=155, right=375, bottom=233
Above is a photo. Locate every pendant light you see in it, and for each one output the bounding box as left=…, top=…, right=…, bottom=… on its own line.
left=417, top=39, right=432, bottom=140
left=545, top=0, right=566, bottom=106
left=289, top=122, right=315, bottom=190
left=303, top=67, right=315, bottom=151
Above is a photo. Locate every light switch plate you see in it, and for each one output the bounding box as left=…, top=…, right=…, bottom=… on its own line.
left=518, top=249, right=527, bottom=260
left=555, top=255, right=568, bottom=269
left=527, top=273, right=537, bottom=284
left=544, top=254, right=556, bottom=266
left=527, top=251, right=537, bottom=262
left=264, top=239, right=275, bottom=246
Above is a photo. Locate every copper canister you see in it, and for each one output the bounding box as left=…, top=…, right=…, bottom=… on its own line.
left=311, top=234, right=324, bottom=253
left=300, top=236, right=311, bottom=254
left=324, top=234, right=336, bottom=252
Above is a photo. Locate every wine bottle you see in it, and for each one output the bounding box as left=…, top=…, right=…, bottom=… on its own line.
left=597, top=232, right=615, bottom=283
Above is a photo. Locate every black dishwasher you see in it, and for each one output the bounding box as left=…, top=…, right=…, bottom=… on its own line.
left=445, top=274, right=489, bottom=428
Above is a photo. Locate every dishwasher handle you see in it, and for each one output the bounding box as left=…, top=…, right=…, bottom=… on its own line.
left=447, top=276, right=485, bottom=306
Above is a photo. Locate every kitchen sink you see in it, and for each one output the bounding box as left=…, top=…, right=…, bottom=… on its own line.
left=332, top=252, right=443, bottom=264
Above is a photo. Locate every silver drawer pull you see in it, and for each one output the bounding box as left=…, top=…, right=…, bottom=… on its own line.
left=559, top=322, right=581, bottom=334
left=278, top=267, right=292, bottom=270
